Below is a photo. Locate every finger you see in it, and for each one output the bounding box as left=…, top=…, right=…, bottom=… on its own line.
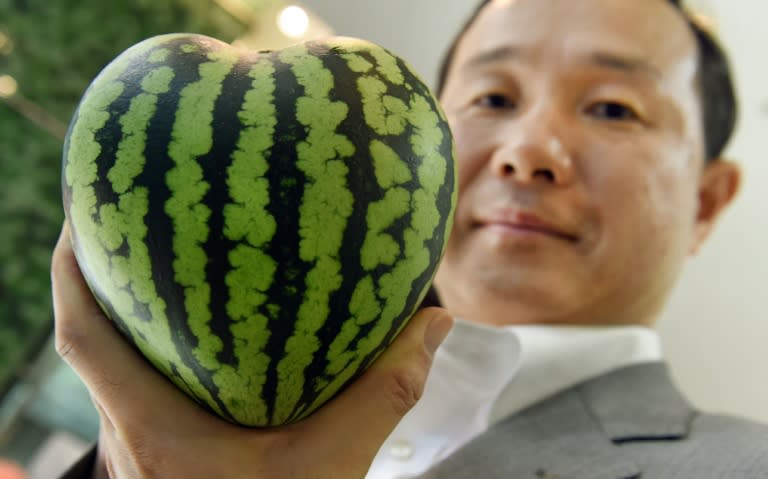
left=298, top=307, right=453, bottom=461
left=51, top=221, right=108, bottom=376
left=51, top=222, right=127, bottom=405
left=51, top=222, right=106, bottom=343
left=51, top=222, right=205, bottom=427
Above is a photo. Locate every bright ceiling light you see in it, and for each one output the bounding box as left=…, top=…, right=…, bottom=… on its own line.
left=231, top=1, right=334, bottom=51
left=277, top=5, right=310, bottom=39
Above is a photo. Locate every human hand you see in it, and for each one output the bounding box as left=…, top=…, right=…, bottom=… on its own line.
left=51, top=222, right=453, bottom=479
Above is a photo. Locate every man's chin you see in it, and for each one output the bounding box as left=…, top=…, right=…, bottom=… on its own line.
left=439, top=272, right=586, bottom=325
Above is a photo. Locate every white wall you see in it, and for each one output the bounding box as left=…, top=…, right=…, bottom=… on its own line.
left=301, top=0, right=768, bottom=423
left=657, top=0, right=768, bottom=423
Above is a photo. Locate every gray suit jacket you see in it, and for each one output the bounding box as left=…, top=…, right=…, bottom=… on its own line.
left=422, top=362, right=768, bottom=479
left=60, top=362, right=768, bottom=479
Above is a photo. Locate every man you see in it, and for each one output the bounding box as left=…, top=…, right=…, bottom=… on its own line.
left=52, top=0, right=766, bottom=477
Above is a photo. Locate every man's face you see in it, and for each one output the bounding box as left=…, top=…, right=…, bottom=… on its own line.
left=434, top=0, right=715, bottom=327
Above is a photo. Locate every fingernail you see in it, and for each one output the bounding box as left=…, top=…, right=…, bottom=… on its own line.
left=424, top=312, right=453, bottom=354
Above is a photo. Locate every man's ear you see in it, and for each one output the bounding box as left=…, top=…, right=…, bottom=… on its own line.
left=690, top=159, right=742, bottom=255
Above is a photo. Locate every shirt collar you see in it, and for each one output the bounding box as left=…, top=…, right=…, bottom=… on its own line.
left=367, top=318, right=663, bottom=479
left=490, top=322, right=663, bottom=423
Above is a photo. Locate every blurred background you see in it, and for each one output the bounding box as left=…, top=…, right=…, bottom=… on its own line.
left=0, top=0, right=765, bottom=477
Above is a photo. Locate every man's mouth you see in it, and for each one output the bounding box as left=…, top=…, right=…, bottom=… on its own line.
left=474, top=210, right=579, bottom=243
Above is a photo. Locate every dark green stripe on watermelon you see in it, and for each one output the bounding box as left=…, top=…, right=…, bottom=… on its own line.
left=97, top=37, right=238, bottom=420
left=187, top=51, right=280, bottom=423
left=281, top=43, right=379, bottom=422
left=277, top=42, right=456, bottom=422
left=135, top=39, right=219, bottom=411
left=196, top=57, right=255, bottom=369
left=271, top=43, right=359, bottom=423
left=255, top=49, right=314, bottom=425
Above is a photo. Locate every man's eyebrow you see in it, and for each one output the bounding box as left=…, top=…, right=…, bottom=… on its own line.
left=463, top=46, right=522, bottom=69
left=590, top=51, right=661, bottom=79
left=461, top=46, right=661, bottom=80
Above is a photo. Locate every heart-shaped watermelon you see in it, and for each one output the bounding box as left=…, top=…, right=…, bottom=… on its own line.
left=62, top=33, right=456, bottom=426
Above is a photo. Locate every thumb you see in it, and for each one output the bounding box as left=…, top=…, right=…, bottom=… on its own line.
left=297, top=307, right=453, bottom=464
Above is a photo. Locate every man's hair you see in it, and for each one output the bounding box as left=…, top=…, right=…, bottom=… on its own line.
left=434, top=0, right=738, bottom=162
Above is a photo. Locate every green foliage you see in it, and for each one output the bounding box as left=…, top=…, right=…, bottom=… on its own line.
left=0, top=0, right=258, bottom=393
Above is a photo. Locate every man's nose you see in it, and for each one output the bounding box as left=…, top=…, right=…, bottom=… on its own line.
left=489, top=114, right=575, bottom=186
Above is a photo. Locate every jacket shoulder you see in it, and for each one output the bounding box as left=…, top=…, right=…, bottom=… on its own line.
left=632, top=412, right=768, bottom=478
left=691, top=412, right=768, bottom=449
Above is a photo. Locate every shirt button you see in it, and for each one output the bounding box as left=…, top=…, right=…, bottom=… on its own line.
left=388, top=438, right=415, bottom=461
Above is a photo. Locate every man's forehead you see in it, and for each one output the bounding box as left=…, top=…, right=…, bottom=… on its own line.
left=457, top=0, right=697, bottom=73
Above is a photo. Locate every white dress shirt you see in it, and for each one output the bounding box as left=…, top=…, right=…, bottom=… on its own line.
left=365, top=317, right=663, bottom=479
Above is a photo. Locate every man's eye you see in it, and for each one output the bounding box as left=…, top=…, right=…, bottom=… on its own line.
left=587, top=101, right=639, bottom=121
left=476, top=94, right=516, bottom=109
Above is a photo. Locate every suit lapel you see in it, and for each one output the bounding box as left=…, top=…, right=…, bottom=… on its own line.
left=578, top=362, right=694, bottom=442
left=423, top=387, right=641, bottom=479
left=423, top=362, right=695, bottom=479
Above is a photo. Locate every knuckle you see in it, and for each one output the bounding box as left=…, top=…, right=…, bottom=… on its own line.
left=53, top=313, right=94, bottom=364
left=384, top=364, right=427, bottom=416
left=54, top=310, right=105, bottom=366
left=54, top=338, right=75, bottom=361
left=54, top=325, right=83, bottom=363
